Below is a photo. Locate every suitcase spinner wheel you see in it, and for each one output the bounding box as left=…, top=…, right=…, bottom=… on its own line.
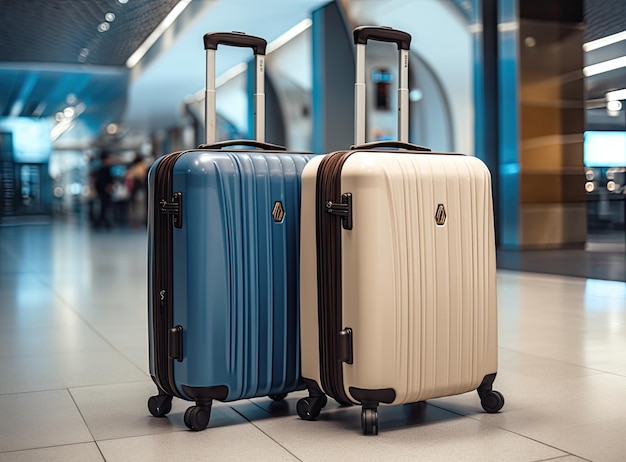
left=477, top=373, right=505, bottom=413
left=480, top=390, right=505, bottom=413
left=296, top=395, right=328, bottom=420
left=147, top=394, right=173, bottom=417
left=361, top=407, right=378, bottom=436
left=184, top=402, right=213, bottom=431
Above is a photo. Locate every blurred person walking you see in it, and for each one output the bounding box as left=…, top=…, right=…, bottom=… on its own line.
left=95, top=151, right=114, bottom=229
left=125, top=154, right=148, bottom=227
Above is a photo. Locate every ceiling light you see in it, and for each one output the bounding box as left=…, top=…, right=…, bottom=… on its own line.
left=105, top=12, right=116, bottom=22
left=409, top=89, right=423, bottom=102
left=583, top=30, right=626, bottom=52
left=118, top=0, right=128, bottom=4
left=583, top=56, right=626, bottom=77
left=78, top=48, right=89, bottom=63
left=63, top=107, right=75, bottom=118
left=498, top=22, right=518, bottom=33
left=607, top=100, right=622, bottom=112
left=606, top=88, right=626, bottom=101
left=97, top=22, right=110, bottom=32
left=126, top=0, right=191, bottom=68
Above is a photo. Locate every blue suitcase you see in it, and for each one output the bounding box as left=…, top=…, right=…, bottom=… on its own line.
left=146, top=32, right=314, bottom=431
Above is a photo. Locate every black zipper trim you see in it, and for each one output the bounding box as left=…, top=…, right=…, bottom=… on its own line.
left=315, top=150, right=356, bottom=405
left=151, top=151, right=186, bottom=398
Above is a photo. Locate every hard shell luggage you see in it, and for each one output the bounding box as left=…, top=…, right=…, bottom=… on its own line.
left=297, top=26, right=504, bottom=435
left=146, top=32, right=314, bottom=431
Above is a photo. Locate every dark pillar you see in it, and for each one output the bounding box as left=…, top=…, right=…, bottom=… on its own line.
left=474, top=0, right=501, bottom=245
left=311, top=1, right=355, bottom=154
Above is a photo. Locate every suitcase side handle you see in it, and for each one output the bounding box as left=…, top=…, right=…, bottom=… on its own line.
left=203, top=31, right=267, bottom=55
left=350, top=140, right=431, bottom=152
left=203, top=32, right=268, bottom=145
left=353, top=26, right=411, bottom=146
left=353, top=26, right=411, bottom=50
left=198, top=139, right=286, bottom=151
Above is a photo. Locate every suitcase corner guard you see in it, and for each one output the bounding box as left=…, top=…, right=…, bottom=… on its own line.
left=348, top=387, right=396, bottom=405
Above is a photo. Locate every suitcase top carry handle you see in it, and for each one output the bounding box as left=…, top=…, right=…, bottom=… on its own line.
left=353, top=26, right=411, bottom=51
left=198, top=139, right=286, bottom=151
left=353, top=26, right=411, bottom=146
left=203, top=32, right=267, bottom=145
left=203, top=31, right=267, bottom=55
left=350, top=140, right=431, bottom=152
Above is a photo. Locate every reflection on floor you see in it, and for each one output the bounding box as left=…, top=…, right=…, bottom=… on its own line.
left=1, top=221, right=626, bottom=461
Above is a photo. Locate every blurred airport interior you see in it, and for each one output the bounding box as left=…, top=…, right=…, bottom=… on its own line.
left=0, top=1, right=626, bottom=461
left=0, top=0, right=624, bottom=258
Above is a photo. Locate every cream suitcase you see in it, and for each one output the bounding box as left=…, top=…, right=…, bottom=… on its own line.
left=297, top=26, right=504, bottom=435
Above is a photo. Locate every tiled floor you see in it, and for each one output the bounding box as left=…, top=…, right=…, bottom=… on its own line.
left=1, top=220, right=625, bottom=461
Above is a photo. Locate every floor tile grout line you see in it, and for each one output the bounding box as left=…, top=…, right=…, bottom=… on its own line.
left=230, top=402, right=304, bottom=462
left=66, top=386, right=116, bottom=461
left=0, top=377, right=151, bottom=398
left=0, top=442, right=101, bottom=457
left=533, top=454, right=593, bottom=461
left=0, top=378, right=131, bottom=398
left=496, top=346, right=626, bottom=376
left=35, top=275, right=150, bottom=379
left=66, top=387, right=102, bottom=451
left=426, top=402, right=593, bottom=462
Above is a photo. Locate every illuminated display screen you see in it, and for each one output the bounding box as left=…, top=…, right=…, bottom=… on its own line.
left=584, top=131, right=626, bottom=167
left=371, top=69, right=392, bottom=83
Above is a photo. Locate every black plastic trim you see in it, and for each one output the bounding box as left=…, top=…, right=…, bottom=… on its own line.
left=168, top=325, right=183, bottom=362
left=477, top=372, right=498, bottom=398
left=315, top=150, right=356, bottom=406
left=150, top=151, right=186, bottom=399
left=353, top=25, right=411, bottom=50
left=203, top=31, right=267, bottom=55
left=198, top=139, right=286, bottom=151
left=350, top=140, right=431, bottom=152
left=349, top=387, right=396, bottom=404
left=302, top=378, right=326, bottom=399
left=338, top=328, right=353, bottom=364
left=182, top=385, right=229, bottom=401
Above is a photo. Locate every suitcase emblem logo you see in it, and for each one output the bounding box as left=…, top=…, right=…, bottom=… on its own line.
left=435, top=204, right=447, bottom=226
left=272, top=201, right=285, bottom=222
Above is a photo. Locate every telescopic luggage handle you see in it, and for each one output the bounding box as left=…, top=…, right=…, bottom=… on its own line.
left=203, top=31, right=268, bottom=145
left=353, top=26, right=411, bottom=50
left=352, top=26, right=412, bottom=146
